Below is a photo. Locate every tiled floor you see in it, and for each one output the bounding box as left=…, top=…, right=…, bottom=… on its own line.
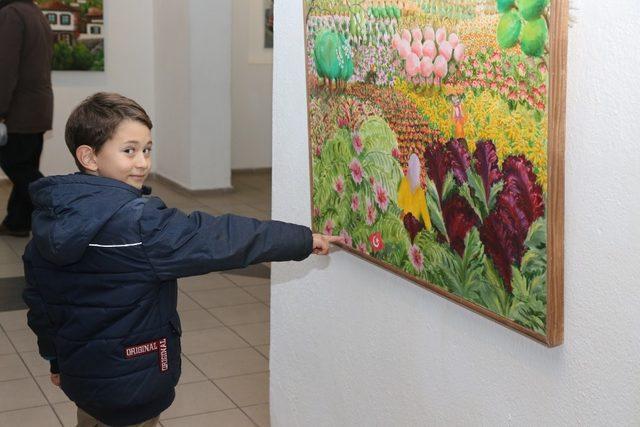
left=0, top=172, right=272, bottom=426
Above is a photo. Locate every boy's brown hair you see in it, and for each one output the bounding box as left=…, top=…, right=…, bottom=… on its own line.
left=65, top=92, right=153, bottom=171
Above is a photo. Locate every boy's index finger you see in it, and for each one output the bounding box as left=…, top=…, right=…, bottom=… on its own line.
left=327, top=236, right=346, bottom=244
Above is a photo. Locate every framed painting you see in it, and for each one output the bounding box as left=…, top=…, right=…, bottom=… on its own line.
left=249, top=0, right=274, bottom=63
left=36, top=0, right=104, bottom=71
left=303, top=0, right=567, bottom=346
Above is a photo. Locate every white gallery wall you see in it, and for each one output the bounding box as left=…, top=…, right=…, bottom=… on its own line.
left=154, top=0, right=233, bottom=190
left=271, top=1, right=640, bottom=425
left=231, top=0, right=274, bottom=170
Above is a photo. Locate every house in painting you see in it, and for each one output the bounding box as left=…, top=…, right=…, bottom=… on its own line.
left=40, top=0, right=79, bottom=45
left=78, top=6, right=103, bottom=41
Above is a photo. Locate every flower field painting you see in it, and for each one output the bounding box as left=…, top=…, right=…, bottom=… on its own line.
left=304, top=0, right=567, bottom=345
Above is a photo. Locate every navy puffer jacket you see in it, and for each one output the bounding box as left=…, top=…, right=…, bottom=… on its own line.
left=22, top=174, right=312, bottom=426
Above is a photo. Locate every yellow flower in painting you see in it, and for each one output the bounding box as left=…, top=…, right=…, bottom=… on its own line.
left=397, top=154, right=431, bottom=230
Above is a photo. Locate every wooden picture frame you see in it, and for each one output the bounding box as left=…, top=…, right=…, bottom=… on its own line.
left=303, top=0, right=567, bottom=346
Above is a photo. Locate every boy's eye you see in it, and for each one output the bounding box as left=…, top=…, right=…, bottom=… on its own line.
left=123, top=148, right=135, bottom=154
left=143, top=148, right=152, bottom=154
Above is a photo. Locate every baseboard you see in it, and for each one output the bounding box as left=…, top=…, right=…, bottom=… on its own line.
left=148, top=168, right=271, bottom=196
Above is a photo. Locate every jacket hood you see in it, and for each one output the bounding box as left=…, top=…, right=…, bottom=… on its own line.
left=29, top=174, right=143, bottom=266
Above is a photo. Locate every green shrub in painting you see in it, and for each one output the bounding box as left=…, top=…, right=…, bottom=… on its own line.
left=72, top=43, right=94, bottom=70
left=52, top=42, right=74, bottom=70
left=313, top=113, right=403, bottom=261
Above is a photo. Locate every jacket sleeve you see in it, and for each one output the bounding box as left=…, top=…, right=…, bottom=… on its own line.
left=22, top=258, right=58, bottom=373
left=139, top=197, right=314, bottom=280
left=0, top=7, right=23, bottom=120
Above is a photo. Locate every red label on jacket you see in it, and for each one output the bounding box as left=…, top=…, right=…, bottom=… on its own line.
left=125, top=338, right=169, bottom=372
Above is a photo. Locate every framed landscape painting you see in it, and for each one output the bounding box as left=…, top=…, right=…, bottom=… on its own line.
left=304, top=0, right=567, bottom=346
left=36, top=0, right=104, bottom=71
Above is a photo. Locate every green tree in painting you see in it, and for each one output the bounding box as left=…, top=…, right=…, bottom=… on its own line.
left=313, top=30, right=354, bottom=90
left=496, top=0, right=549, bottom=57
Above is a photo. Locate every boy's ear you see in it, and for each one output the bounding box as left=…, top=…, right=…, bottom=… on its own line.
left=76, top=145, right=98, bottom=172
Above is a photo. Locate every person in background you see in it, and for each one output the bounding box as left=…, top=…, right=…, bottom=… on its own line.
left=0, top=0, right=53, bottom=236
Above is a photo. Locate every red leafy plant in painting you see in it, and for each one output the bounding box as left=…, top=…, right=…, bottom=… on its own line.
left=473, top=140, right=502, bottom=203
left=480, top=155, right=544, bottom=291
left=442, top=195, right=479, bottom=256
left=446, top=138, right=471, bottom=184
left=403, top=212, right=424, bottom=243
left=424, top=142, right=448, bottom=200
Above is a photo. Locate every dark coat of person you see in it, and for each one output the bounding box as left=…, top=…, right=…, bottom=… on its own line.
left=22, top=174, right=313, bottom=426
left=0, top=0, right=54, bottom=133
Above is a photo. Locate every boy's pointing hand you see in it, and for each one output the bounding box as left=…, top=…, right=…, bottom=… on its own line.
left=312, top=234, right=345, bottom=255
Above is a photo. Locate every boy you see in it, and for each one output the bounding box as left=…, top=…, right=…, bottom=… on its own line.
left=23, top=92, right=341, bottom=427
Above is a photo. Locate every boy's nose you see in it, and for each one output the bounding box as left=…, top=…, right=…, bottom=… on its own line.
left=134, top=154, right=149, bottom=169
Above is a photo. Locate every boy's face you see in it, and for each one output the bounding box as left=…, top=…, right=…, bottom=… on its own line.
left=90, top=120, right=152, bottom=189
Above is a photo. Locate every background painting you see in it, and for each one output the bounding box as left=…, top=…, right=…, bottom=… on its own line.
left=304, top=0, right=566, bottom=345
left=36, top=0, right=104, bottom=71
left=265, top=0, right=274, bottom=48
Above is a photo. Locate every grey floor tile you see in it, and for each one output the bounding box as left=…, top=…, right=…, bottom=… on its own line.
left=0, top=330, right=16, bottom=355
left=222, top=273, right=270, bottom=288
left=0, top=263, right=25, bottom=279
left=255, top=345, right=269, bottom=360
left=52, top=401, right=76, bottom=427
left=0, top=239, right=20, bottom=265
left=35, top=375, right=70, bottom=404
left=178, top=273, right=236, bottom=293
left=176, top=291, right=200, bottom=312
left=6, top=328, right=37, bottom=352
left=160, top=381, right=235, bottom=420
left=177, top=309, right=222, bottom=332
left=187, top=288, right=258, bottom=309
left=178, top=355, right=206, bottom=385
left=208, top=303, right=270, bottom=326
left=242, top=285, right=270, bottom=304
left=180, top=327, right=248, bottom=355
left=0, top=405, right=62, bottom=427
left=161, top=408, right=254, bottom=427
left=230, top=322, right=270, bottom=346
left=20, top=351, right=51, bottom=377
left=0, top=377, right=47, bottom=412
left=0, top=353, right=29, bottom=382
left=242, top=403, right=270, bottom=427
left=214, top=372, right=269, bottom=407
left=189, top=348, right=268, bottom=379
left=0, top=235, right=30, bottom=258
left=0, top=308, right=28, bottom=331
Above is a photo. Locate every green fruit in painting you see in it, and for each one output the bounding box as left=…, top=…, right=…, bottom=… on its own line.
left=497, top=10, right=522, bottom=48
left=519, top=0, right=549, bottom=21
left=520, top=17, right=548, bottom=57
left=496, top=0, right=516, bottom=13
left=393, top=6, right=401, bottom=19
